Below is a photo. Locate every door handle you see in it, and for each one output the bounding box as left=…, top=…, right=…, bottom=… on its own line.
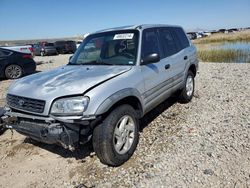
left=184, top=56, right=188, bottom=60
left=165, top=64, right=170, bottom=70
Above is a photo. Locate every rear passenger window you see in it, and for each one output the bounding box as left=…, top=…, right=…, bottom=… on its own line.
left=141, top=29, right=160, bottom=59
left=159, top=28, right=178, bottom=57
left=0, top=49, right=11, bottom=57
left=0, top=50, right=4, bottom=57
left=172, top=27, right=190, bottom=49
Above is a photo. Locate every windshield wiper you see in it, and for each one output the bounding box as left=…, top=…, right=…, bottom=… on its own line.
left=68, top=60, right=116, bottom=66
left=80, top=60, right=115, bottom=65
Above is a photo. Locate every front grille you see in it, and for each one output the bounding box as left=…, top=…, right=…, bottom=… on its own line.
left=7, top=94, right=45, bottom=113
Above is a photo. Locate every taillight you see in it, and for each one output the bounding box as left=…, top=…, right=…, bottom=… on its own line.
left=29, top=47, right=34, bottom=52
left=23, top=54, right=33, bottom=59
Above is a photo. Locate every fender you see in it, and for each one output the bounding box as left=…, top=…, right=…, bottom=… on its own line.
left=95, top=88, right=143, bottom=115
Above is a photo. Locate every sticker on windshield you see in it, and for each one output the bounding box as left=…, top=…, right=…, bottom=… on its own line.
left=113, top=33, right=134, bottom=40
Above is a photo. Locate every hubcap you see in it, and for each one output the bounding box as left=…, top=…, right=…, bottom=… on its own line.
left=6, top=65, right=22, bottom=79
left=113, top=115, right=135, bottom=154
left=186, top=75, right=194, bottom=97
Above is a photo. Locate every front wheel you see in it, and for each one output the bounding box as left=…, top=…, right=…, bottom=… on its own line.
left=93, top=105, right=139, bottom=166
left=178, top=70, right=195, bottom=103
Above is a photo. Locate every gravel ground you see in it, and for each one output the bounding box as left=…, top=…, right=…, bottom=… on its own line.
left=0, top=56, right=249, bottom=188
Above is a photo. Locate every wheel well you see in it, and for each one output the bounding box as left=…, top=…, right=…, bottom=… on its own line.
left=189, top=64, right=197, bottom=77
left=107, top=96, right=143, bottom=118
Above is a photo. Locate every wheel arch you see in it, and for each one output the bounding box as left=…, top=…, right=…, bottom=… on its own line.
left=95, top=88, right=144, bottom=118
left=188, top=64, right=197, bottom=77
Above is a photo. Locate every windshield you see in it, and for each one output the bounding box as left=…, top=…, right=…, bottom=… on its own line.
left=70, top=30, right=139, bottom=65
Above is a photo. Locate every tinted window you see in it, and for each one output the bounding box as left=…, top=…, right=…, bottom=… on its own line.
left=0, top=49, right=11, bottom=57
left=172, top=27, right=190, bottom=49
left=66, top=41, right=76, bottom=45
left=0, top=49, right=5, bottom=57
left=159, top=28, right=178, bottom=57
left=141, top=29, right=160, bottom=59
left=45, top=43, right=54, bottom=47
left=55, top=41, right=65, bottom=45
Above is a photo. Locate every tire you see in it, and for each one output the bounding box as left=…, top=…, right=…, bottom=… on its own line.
left=178, top=70, right=195, bottom=103
left=93, top=105, right=139, bottom=166
left=5, top=64, right=23, bottom=79
left=40, top=51, right=45, bottom=56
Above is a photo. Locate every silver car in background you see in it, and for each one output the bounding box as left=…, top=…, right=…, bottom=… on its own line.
left=3, top=24, right=198, bottom=166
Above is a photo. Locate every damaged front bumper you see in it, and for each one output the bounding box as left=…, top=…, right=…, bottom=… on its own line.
left=2, top=108, right=97, bottom=150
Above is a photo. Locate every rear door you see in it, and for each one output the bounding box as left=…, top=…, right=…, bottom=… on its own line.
left=158, top=27, right=190, bottom=84
left=169, top=27, right=191, bottom=76
left=0, top=49, right=11, bottom=76
left=140, top=28, right=173, bottom=108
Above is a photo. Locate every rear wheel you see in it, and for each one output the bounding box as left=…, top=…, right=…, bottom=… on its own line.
left=40, top=51, right=45, bottom=56
left=93, top=105, right=139, bottom=166
left=178, top=70, right=195, bottom=103
left=5, top=64, right=23, bottom=79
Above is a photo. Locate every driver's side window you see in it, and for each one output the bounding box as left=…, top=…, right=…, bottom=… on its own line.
left=141, top=29, right=160, bottom=59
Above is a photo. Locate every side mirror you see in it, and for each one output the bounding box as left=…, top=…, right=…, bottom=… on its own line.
left=69, top=55, right=73, bottom=61
left=141, top=53, right=160, bottom=65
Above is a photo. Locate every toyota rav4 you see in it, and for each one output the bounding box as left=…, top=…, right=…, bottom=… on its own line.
left=3, top=24, right=198, bottom=166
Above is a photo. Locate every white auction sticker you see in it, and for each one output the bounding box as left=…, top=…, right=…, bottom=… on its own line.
left=113, top=33, right=134, bottom=40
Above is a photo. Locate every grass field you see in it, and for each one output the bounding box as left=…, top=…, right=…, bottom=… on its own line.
left=194, top=30, right=250, bottom=44
left=194, top=30, right=250, bottom=63
left=197, top=49, right=250, bottom=63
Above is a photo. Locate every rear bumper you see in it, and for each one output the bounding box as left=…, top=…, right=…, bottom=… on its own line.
left=23, top=61, right=36, bottom=74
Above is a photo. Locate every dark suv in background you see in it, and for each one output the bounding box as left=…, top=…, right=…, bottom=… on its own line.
left=54, top=40, right=76, bottom=54
left=33, top=42, right=58, bottom=56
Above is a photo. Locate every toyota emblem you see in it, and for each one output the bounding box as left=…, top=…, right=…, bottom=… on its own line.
left=18, top=99, right=25, bottom=106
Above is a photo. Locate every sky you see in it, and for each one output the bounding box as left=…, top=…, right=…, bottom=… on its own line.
left=0, top=0, right=250, bottom=40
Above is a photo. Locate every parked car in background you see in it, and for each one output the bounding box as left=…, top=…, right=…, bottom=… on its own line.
left=1, top=45, right=33, bottom=55
left=76, top=40, right=82, bottom=48
left=33, top=42, right=58, bottom=56
left=0, top=48, right=36, bottom=79
left=187, top=32, right=197, bottom=40
left=54, top=40, right=76, bottom=54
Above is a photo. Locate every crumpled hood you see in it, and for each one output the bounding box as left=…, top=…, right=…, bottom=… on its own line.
left=8, top=65, right=131, bottom=100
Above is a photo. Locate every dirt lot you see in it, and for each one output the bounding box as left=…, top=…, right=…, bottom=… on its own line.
left=0, top=56, right=249, bottom=188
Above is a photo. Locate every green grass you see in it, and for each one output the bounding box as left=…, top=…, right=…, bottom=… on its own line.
left=194, top=30, right=250, bottom=44
left=197, top=49, right=250, bottom=63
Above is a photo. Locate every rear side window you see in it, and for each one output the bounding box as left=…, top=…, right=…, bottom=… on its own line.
left=158, top=28, right=178, bottom=58
left=0, top=49, right=11, bottom=57
left=66, top=41, right=76, bottom=45
left=141, top=29, right=160, bottom=59
left=172, top=27, right=190, bottom=50
left=45, top=43, right=54, bottom=47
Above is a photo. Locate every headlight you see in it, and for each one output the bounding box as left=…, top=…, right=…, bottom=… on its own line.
left=51, top=96, right=89, bottom=115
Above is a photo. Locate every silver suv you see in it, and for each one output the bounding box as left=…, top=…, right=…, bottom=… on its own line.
left=4, top=24, right=198, bottom=166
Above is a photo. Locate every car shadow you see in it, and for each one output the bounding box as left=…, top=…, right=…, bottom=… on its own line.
left=24, top=137, right=93, bottom=160
left=139, top=96, right=178, bottom=131
left=23, top=95, right=178, bottom=160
